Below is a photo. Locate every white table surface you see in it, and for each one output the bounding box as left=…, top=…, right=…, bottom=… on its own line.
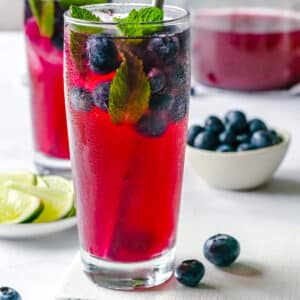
left=1, top=31, right=300, bottom=300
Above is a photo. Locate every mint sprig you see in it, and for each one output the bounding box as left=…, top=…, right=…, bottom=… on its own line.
left=70, top=5, right=101, bottom=22
left=115, top=7, right=164, bottom=37
left=109, top=50, right=151, bottom=124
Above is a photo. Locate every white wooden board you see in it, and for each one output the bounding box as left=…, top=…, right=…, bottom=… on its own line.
left=56, top=219, right=300, bottom=300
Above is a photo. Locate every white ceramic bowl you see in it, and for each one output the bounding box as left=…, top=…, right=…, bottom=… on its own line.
left=186, top=129, right=291, bottom=190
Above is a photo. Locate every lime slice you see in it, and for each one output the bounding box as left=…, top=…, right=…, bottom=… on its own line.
left=42, top=176, right=74, bottom=193
left=0, top=188, right=43, bottom=224
left=36, top=176, right=48, bottom=188
left=6, top=182, right=74, bottom=223
left=0, top=171, right=37, bottom=186
left=42, top=176, right=76, bottom=218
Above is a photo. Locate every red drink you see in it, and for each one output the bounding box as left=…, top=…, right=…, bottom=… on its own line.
left=192, top=9, right=300, bottom=91
left=24, top=2, right=69, bottom=160
left=64, top=3, right=190, bottom=289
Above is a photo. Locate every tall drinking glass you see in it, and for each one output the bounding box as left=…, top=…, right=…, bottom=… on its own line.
left=24, top=0, right=108, bottom=176
left=64, top=3, right=190, bottom=289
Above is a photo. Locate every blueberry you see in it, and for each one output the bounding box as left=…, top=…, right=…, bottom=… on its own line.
left=251, top=130, right=273, bottom=148
left=87, top=36, right=120, bottom=74
left=187, top=125, right=205, bottom=146
left=269, top=129, right=282, bottom=145
left=194, top=131, right=219, bottom=150
left=148, top=68, right=165, bottom=93
left=237, top=143, right=257, bottom=151
left=149, top=93, right=174, bottom=111
left=93, top=81, right=111, bottom=111
left=205, top=116, right=224, bottom=134
left=236, top=133, right=250, bottom=144
left=219, top=130, right=236, bottom=146
left=166, top=63, right=187, bottom=87
left=248, top=118, right=267, bottom=133
left=136, top=113, right=168, bottom=137
left=225, top=110, right=248, bottom=133
left=148, top=36, right=179, bottom=62
left=169, top=92, right=188, bottom=122
left=217, top=144, right=235, bottom=152
left=175, top=260, right=205, bottom=287
left=0, top=287, right=22, bottom=300
left=70, top=87, right=94, bottom=112
left=204, top=234, right=240, bottom=267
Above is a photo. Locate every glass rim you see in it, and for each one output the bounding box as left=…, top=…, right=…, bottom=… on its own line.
left=64, top=3, right=190, bottom=27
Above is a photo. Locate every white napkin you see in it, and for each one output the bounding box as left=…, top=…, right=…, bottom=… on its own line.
left=56, top=220, right=300, bottom=300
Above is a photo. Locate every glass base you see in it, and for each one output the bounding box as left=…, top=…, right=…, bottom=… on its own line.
left=34, top=152, right=72, bottom=178
left=81, top=247, right=176, bottom=290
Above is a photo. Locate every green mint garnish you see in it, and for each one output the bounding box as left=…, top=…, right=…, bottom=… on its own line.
left=28, top=0, right=55, bottom=38
left=109, top=50, right=151, bottom=124
left=70, top=5, right=101, bottom=22
left=115, top=7, right=164, bottom=37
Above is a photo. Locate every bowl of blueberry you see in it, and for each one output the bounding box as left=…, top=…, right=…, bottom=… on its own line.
left=186, top=110, right=290, bottom=190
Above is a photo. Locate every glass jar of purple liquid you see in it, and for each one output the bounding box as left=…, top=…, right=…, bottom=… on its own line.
left=187, top=0, right=300, bottom=91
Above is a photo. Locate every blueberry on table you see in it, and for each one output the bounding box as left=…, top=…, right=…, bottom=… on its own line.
left=187, top=125, right=205, bottom=146
left=217, top=144, right=235, bottom=152
left=0, top=287, right=22, bottom=300
left=93, top=81, right=111, bottom=111
left=87, top=36, right=120, bottom=74
left=225, top=110, right=248, bottom=133
left=219, top=129, right=236, bottom=146
left=205, top=116, right=224, bottom=134
left=70, top=87, right=94, bottom=112
left=149, top=93, right=174, bottom=112
left=136, top=113, right=168, bottom=137
left=237, top=143, right=256, bottom=152
left=236, top=133, right=250, bottom=144
left=193, top=131, right=219, bottom=150
left=148, top=36, right=179, bottom=62
left=248, top=118, right=267, bottom=133
left=175, top=260, right=205, bottom=287
left=148, top=68, right=165, bottom=94
left=251, top=130, right=273, bottom=148
left=204, top=234, right=240, bottom=267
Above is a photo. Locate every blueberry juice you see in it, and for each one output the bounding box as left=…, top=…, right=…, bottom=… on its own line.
left=192, top=8, right=300, bottom=91
left=64, top=4, right=190, bottom=289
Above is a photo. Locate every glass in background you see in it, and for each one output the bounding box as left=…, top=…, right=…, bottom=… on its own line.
left=186, top=0, right=300, bottom=91
left=24, top=0, right=108, bottom=177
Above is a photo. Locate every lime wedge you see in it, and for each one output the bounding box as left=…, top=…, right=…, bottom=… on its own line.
left=0, top=188, right=43, bottom=224
left=42, top=176, right=76, bottom=218
left=6, top=182, right=74, bottom=223
left=0, top=171, right=37, bottom=186
left=36, top=176, right=48, bottom=188
left=42, top=176, right=74, bottom=193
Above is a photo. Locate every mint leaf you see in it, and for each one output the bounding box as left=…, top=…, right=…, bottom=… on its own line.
left=109, top=50, right=151, bottom=124
left=59, top=0, right=107, bottom=9
left=28, top=0, right=55, bottom=38
left=70, top=5, right=101, bottom=22
left=116, top=7, right=164, bottom=37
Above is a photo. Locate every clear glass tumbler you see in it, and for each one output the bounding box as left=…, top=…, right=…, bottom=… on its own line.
left=24, top=0, right=108, bottom=176
left=187, top=0, right=300, bottom=91
left=64, top=3, right=190, bottom=289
